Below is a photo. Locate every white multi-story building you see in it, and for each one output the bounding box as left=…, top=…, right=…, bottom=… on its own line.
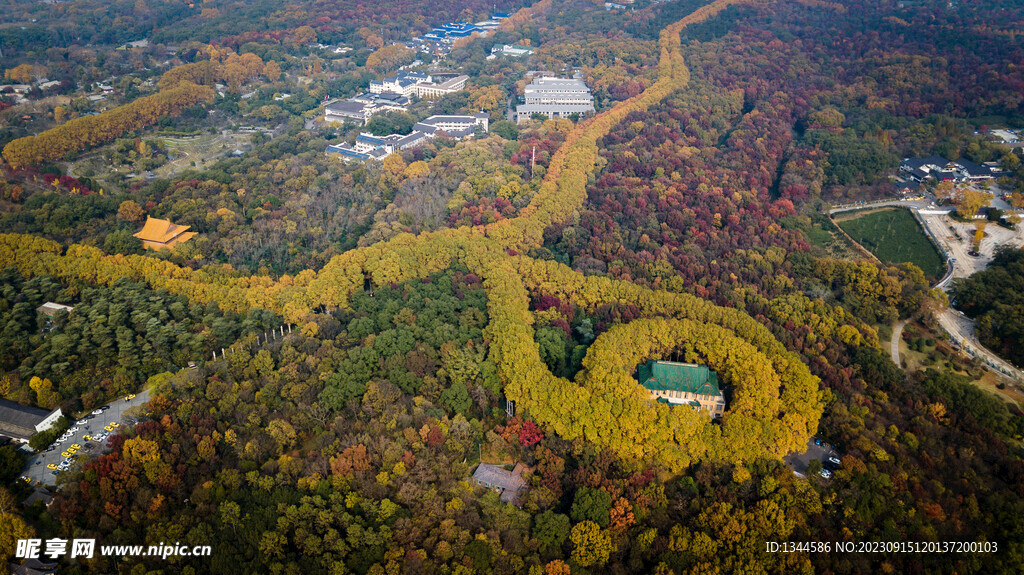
left=516, top=77, right=595, bottom=123
left=369, top=71, right=469, bottom=99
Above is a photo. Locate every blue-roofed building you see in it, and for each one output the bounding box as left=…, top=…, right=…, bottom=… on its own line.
left=493, top=12, right=511, bottom=19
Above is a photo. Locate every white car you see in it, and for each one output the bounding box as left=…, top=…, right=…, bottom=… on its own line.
left=92, top=409, right=103, bottom=415
left=819, top=469, right=832, bottom=479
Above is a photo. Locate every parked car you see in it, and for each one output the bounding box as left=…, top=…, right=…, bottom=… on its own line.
left=92, top=409, right=103, bottom=415
left=828, top=456, right=841, bottom=466
left=819, top=469, right=832, bottom=479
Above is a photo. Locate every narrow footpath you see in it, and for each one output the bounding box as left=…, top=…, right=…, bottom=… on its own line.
left=891, top=320, right=906, bottom=368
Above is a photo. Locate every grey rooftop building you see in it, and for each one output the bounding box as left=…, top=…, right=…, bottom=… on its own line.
left=472, top=462, right=528, bottom=504
left=0, top=399, right=62, bottom=443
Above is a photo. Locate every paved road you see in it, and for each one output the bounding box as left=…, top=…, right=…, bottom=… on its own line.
left=912, top=207, right=1024, bottom=381
left=21, top=390, right=151, bottom=487
left=891, top=320, right=906, bottom=368
left=828, top=197, right=932, bottom=215
left=937, top=310, right=1023, bottom=380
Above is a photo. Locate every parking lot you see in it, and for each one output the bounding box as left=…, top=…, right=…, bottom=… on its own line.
left=21, top=390, right=151, bottom=486
left=784, top=436, right=842, bottom=477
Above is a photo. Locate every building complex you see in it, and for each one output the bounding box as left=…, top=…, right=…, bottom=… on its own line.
left=325, top=92, right=412, bottom=125
left=324, top=71, right=470, bottom=126
left=326, top=113, right=489, bottom=162
left=900, top=156, right=1005, bottom=183
left=369, top=71, right=469, bottom=99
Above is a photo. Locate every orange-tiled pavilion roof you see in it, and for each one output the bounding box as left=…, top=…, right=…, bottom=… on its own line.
left=134, top=216, right=196, bottom=250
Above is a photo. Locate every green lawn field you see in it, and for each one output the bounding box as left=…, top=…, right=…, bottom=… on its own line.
left=836, top=208, right=946, bottom=278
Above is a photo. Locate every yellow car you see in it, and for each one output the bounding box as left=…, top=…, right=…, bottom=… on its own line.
left=103, top=426, right=113, bottom=432
left=125, top=394, right=136, bottom=400
left=46, top=464, right=57, bottom=470
left=71, top=443, right=82, bottom=450
left=109, top=422, right=119, bottom=428
left=67, top=447, right=78, bottom=454
left=61, top=451, right=71, bottom=458
left=83, top=435, right=92, bottom=441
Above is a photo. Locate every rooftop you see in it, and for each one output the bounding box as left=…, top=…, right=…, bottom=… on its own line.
left=36, top=302, right=73, bottom=316
left=0, top=399, right=52, bottom=432
left=517, top=103, right=595, bottom=114
left=11, top=558, right=58, bottom=575
left=473, top=462, right=528, bottom=503
left=637, top=360, right=721, bottom=396
left=134, top=216, right=196, bottom=248
left=23, top=488, right=54, bottom=507
left=525, top=77, right=591, bottom=90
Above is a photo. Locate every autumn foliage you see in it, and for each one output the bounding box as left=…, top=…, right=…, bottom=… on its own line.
left=2, top=82, right=215, bottom=168
left=0, top=0, right=820, bottom=470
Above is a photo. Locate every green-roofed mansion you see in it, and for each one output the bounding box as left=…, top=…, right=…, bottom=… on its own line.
left=637, top=360, right=726, bottom=418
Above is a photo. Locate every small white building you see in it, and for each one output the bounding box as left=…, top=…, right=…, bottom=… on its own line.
left=491, top=44, right=534, bottom=58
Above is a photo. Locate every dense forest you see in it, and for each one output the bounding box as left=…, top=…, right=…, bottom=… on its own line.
left=2, top=0, right=1024, bottom=574
left=0, top=269, right=280, bottom=412
left=951, top=247, right=1024, bottom=366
